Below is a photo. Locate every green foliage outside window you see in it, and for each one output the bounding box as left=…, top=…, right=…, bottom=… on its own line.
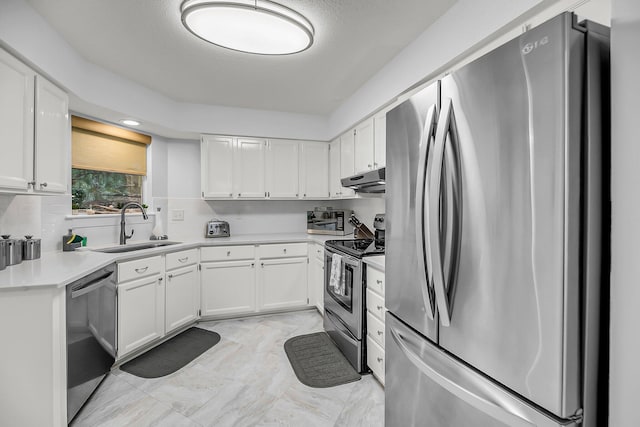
left=71, top=169, right=142, bottom=213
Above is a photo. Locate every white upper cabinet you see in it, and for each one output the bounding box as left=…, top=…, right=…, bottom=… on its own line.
left=299, top=141, right=329, bottom=199
left=34, top=76, right=69, bottom=194
left=329, top=138, right=342, bottom=198
left=339, top=131, right=355, bottom=198
left=201, top=135, right=235, bottom=198
left=0, top=48, right=69, bottom=195
left=266, top=139, right=299, bottom=199
left=373, top=110, right=387, bottom=169
left=0, top=48, right=34, bottom=192
left=235, top=137, right=266, bottom=198
left=202, top=134, right=330, bottom=200
left=354, top=117, right=375, bottom=174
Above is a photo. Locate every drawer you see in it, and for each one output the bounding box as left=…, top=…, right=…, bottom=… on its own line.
left=200, top=245, right=255, bottom=262
left=367, top=266, right=385, bottom=296
left=367, top=311, right=385, bottom=348
left=257, top=243, right=307, bottom=259
left=366, top=288, right=385, bottom=321
left=166, top=248, right=198, bottom=270
left=367, top=336, right=385, bottom=385
left=118, top=256, right=163, bottom=283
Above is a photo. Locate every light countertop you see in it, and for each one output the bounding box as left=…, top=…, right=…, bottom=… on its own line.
left=0, top=233, right=350, bottom=290
left=363, top=255, right=385, bottom=271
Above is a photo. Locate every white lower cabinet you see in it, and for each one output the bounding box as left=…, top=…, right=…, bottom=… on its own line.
left=259, top=257, right=308, bottom=311
left=118, top=273, right=165, bottom=357
left=201, top=260, right=256, bottom=317
left=165, top=264, right=199, bottom=333
left=307, top=243, right=325, bottom=314
left=366, top=262, right=386, bottom=385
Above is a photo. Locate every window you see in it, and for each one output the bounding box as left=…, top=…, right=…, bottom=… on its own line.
left=71, top=116, right=151, bottom=214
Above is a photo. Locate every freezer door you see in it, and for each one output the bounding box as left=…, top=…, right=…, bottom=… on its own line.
left=434, top=14, right=585, bottom=418
left=385, top=314, right=579, bottom=427
left=385, top=81, right=439, bottom=342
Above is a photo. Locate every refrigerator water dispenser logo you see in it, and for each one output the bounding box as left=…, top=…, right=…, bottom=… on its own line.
left=522, top=36, right=549, bottom=55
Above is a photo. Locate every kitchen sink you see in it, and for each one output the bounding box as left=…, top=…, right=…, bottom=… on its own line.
left=93, top=241, right=182, bottom=253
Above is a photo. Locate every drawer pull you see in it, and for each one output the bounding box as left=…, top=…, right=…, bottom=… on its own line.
left=377, top=357, right=383, bottom=363
left=178, top=257, right=189, bottom=263
left=135, top=267, right=149, bottom=274
left=377, top=330, right=383, bottom=336
left=376, top=279, right=383, bottom=284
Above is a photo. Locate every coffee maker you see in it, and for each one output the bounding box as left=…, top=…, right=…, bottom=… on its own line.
left=373, top=213, right=385, bottom=249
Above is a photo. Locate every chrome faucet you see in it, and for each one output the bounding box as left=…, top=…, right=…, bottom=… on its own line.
left=119, top=202, right=149, bottom=245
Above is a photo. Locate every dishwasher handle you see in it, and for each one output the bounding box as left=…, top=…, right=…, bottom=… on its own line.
left=70, top=271, right=114, bottom=299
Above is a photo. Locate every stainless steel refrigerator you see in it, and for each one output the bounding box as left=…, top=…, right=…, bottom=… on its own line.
left=385, top=13, right=609, bottom=427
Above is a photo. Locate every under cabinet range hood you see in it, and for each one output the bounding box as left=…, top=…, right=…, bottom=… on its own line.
left=341, top=167, right=385, bottom=193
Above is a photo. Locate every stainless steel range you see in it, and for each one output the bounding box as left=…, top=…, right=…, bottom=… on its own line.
left=324, top=238, right=384, bottom=373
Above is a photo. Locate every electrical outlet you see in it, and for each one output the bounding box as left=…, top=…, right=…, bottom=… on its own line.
left=171, top=209, right=184, bottom=221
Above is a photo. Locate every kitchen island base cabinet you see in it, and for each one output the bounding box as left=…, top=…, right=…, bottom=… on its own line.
left=117, top=274, right=165, bottom=357
left=201, top=261, right=256, bottom=317
left=259, top=258, right=308, bottom=311
left=165, top=264, right=199, bottom=333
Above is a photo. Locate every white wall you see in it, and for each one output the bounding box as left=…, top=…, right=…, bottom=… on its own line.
left=609, top=0, right=640, bottom=424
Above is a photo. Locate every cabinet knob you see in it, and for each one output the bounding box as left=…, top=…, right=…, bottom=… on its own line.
left=251, top=263, right=255, bottom=268
left=376, top=280, right=382, bottom=284
left=227, top=251, right=231, bottom=256
left=283, top=248, right=287, bottom=253
left=377, top=330, right=383, bottom=336
left=238, top=193, right=241, bottom=197
left=303, top=194, right=306, bottom=197
left=368, top=164, right=372, bottom=168
left=168, top=273, right=173, bottom=279
left=377, top=357, right=383, bottom=363
left=229, top=193, right=233, bottom=197
left=377, top=305, right=383, bottom=310
left=261, top=262, right=264, bottom=267
left=374, top=162, right=378, bottom=167
left=40, top=182, right=48, bottom=188
left=158, top=277, right=163, bottom=282
left=28, top=181, right=36, bottom=188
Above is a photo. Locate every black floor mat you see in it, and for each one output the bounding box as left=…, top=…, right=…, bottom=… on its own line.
left=120, top=327, right=220, bottom=378
left=284, top=332, right=361, bottom=388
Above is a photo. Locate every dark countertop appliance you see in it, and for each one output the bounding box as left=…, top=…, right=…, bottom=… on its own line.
left=307, top=208, right=354, bottom=236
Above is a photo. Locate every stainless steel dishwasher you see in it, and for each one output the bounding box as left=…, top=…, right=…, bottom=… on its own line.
left=66, top=264, right=117, bottom=423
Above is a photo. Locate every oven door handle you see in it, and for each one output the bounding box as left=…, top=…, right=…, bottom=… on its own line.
left=70, top=271, right=114, bottom=299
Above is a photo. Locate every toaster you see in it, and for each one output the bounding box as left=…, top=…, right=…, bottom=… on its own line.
left=205, top=220, right=230, bottom=238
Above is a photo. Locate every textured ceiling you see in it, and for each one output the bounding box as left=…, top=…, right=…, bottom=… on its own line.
left=25, top=0, right=457, bottom=115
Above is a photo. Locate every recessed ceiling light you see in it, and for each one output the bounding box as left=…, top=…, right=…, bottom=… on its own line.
left=181, top=0, right=314, bottom=55
left=120, top=119, right=141, bottom=126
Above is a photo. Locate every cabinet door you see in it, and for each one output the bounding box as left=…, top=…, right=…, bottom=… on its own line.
left=259, top=257, right=308, bottom=311
left=165, top=264, right=199, bottom=333
left=0, top=48, right=34, bottom=192
left=201, top=260, right=256, bottom=316
left=329, top=138, right=342, bottom=198
left=374, top=111, right=386, bottom=168
left=201, top=135, right=234, bottom=199
left=235, top=137, right=266, bottom=198
left=117, top=275, right=164, bottom=357
left=314, top=255, right=325, bottom=313
left=354, top=118, right=375, bottom=174
left=266, top=139, right=299, bottom=198
left=34, top=77, right=69, bottom=194
left=339, top=131, right=355, bottom=198
left=299, top=141, right=329, bottom=199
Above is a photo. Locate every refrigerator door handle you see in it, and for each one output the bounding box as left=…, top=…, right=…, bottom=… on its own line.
left=428, top=98, right=461, bottom=327
left=389, top=325, right=537, bottom=427
left=415, top=104, right=438, bottom=319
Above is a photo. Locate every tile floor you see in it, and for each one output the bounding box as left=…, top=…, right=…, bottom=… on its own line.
left=71, top=310, right=385, bottom=427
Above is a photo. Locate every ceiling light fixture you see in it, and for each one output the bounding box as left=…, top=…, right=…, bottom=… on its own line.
left=180, top=0, right=314, bottom=55
left=120, top=119, right=141, bottom=126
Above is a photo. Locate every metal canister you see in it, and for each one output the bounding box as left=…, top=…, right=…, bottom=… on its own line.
left=22, top=235, right=41, bottom=260
left=0, top=239, right=7, bottom=271
left=2, top=235, right=23, bottom=266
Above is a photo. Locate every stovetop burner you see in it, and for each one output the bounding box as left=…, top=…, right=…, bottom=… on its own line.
left=325, top=239, right=385, bottom=258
